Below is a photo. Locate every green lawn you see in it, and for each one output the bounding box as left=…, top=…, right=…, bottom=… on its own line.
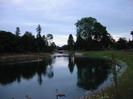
left=84, top=51, right=133, bottom=99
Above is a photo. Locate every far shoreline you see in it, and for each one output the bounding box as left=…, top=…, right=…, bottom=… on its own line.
left=0, top=52, right=52, bottom=65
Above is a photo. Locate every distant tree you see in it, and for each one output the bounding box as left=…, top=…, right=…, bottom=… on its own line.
left=128, top=40, right=133, bottom=49
left=21, top=31, right=35, bottom=52
left=131, top=31, right=133, bottom=41
left=100, top=33, right=113, bottom=49
left=50, top=42, right=56, bottom=50
left=42, top=35, right=48, bottom=46
left=35, top=24, right=45, bottom=52
left=116, top=37, right=127, bottom=49
left=36, top=24, right=41, bottom=38
left=15, top=27, right=20, bottom=36
left=0, top=26, right=56, bottom=53
left=35, top=37, right=45, bottom=52
left=67, top=34, right=75, bottom=50
left=46, top=34, right=53, bottom=40
left=0, top=31, right=16, bottom=52
left=46, top=34, right=53, bottom=46
left=60, top=45, right=69, bottom=50
left=68, top=34, right=74, bottom=46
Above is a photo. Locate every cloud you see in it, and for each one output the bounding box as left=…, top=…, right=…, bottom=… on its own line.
left=13, top=0, right=24, bottom=4
left=0, top=0, right=24, bottom=6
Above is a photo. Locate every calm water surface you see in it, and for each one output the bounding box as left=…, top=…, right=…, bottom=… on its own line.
left=0, top=53, right=112, bottom=99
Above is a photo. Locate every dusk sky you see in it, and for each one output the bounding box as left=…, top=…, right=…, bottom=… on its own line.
left=0, top=0, right=133, bottom=46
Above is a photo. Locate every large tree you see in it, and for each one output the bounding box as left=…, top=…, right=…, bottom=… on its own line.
left=76, top=17, right=97, bottom=40
left=75, top=17, right=112, bottom=50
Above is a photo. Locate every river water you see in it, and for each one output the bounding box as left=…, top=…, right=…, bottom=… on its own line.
left=0, top=53, right=115, bottom=99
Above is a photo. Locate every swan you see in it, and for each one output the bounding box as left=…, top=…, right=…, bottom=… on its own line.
left=56, top=89, right=66, bottom=98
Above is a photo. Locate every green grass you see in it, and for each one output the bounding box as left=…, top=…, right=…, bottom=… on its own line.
left=84, top=50, right=133, bottom=99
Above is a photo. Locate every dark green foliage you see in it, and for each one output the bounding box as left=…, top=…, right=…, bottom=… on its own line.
left=131, top=31, right=133, bottom=41
left=76, top=17, right=96, bottom=40
left=75, top=34, right=86, bottom=50
left=116, top=38, right=128, bottom=49
left=0, top=31, right=17, bottom=52
left=59, top=45, right=69, bottom=50
left=128, top=40, right=133, bottom=49
left=67, top=34, right=75, bottom=50
left=75, top=17, right=133, bottom=50
left=20, top=31, right=36, bottom=52
left=0, top=29, right=56, bottom=53
left=36, top=35, right=46, bottom=52
left=0, top=19, right=132, bottom=52
left=75, top=17, right=113, bottom=50
left=50, top=42, right=56, bottom=49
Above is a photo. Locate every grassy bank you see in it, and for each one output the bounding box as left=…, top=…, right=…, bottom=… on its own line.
left=84, top=51, right=133, bottom=99
left=0, top=53, right=51, bottom=65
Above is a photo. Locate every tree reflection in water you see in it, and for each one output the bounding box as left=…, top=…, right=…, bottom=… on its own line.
left=0, top=58, right=54, bottom=86
left=68, top=54, right=75, bottom=74
left=0, top=54, right=112, bottom=91
left=75, top=56, right=111, bottom=90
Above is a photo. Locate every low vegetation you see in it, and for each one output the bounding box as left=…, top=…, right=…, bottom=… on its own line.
left=83, top=51, right=133, bottom=99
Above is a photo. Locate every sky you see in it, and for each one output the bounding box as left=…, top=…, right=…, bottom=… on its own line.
left=0, top=0, right=133, bottom=46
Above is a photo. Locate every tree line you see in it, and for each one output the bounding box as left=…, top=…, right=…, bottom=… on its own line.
left=0, top=25, right=56, bottom=53
left=66, top=17, right=133, bottom=50
left=0, top=17, right=133, bottom=52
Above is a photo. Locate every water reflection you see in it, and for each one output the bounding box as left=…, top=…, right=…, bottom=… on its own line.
left=68, top=54, right=75, bottom=73
left=0, top=53, right=112, bottom=91
left=75, top=57, right=111, bottom=90
left=0, top=58, right=53, bottom=86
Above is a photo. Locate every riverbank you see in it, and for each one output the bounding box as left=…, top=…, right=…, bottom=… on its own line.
left=84, top=51, right=133, bottom=99
left=0, top=53, right=52, bottom=65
